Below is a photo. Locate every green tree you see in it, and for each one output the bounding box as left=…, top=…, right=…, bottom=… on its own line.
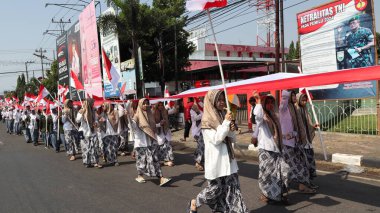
left=15, top=74, right=26, bottom=101
left=287, top=41, right=295, bottom=60
left=295, top=40, right=300, bottom=59
left=100, top=0, right=194, bottom=95
left=42, top=60, right=58, bottom=100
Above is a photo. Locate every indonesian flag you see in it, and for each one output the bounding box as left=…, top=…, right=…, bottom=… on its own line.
left=102, top=48, right=120, bottom=92
left=12, top=96, right=19, bottom=103
left=36, top=85, right=50, bottom=103
left=58, top=85, right=69, bottom=96
left=70, top=70, right=84, bottom=90
left=186, top=0, right=227, bottom=11
left=164, top=85, right=170, bottom=98
left=24, top=93, right=36, bottom=102
left=5, top=98, right=10, bottom=104
left=120, top=82, right=126, bottom=95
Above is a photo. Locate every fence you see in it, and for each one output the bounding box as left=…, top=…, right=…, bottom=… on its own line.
left=234, top=95, right=378, bottom=135
left=309, top=99, right=378, bottom=135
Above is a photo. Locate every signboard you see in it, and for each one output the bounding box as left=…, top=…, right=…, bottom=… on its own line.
left=79, top=0, right=103, bottom=98
left=100, top=7, right=123, bottom=98
left=121, top=59, right=137, bottom=94
left=297, top=0, right=377, bottom=99
left=57, top=32, right=69, bottom=88
left=67, top=21, right=84, bottom=100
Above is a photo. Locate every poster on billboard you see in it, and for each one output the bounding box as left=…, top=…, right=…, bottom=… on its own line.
left=57, top=32, right=69, bottom=88
left=297, top=0, right=377, bottom=100
left=121, top=59, right=137, bottom=95
left=79, top=0, right=103, bottom=98
left=100, top=7, right=123, bottom=98
left=67, top=21, right=84, bottom=100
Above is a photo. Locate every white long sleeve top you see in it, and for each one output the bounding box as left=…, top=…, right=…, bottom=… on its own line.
left=76, top=113, right=95, bottom=137
left=279, top=95, right=297, bottom=148
left=190, top=109, right=203, bottom=138
left=202, top=120, right=238, bottom=180
left=62, top=114, right=73, bottom=131
left=131, top=120, right=153, bottom=148
left=254, top=104, right=280, bottom=153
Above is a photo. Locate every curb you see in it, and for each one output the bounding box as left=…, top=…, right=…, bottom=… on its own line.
left=172, top=140, right=380, bottom=169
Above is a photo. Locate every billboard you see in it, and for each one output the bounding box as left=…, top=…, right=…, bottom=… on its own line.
left=67, top=21, right=84, bottom=100
left=57, top=32, right=69, bottom=88
left=100, top=7, right=123, bottom=98
left=79, top=1, right=103, bottom=98
left=297, top=0, right=377, bottom=100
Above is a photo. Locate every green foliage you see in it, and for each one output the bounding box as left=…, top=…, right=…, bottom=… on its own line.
left=15, top=74, right=26, bottom=101
left=295, top=40, right=300, bottom=59
left=42, top=60, right=58, bottom=100
left=287, top=41, right=295, bottom=60
left=100, top=0, right=195, bottom=85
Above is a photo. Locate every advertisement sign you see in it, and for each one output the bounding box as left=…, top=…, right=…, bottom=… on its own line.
left=79, top=0, right=103, bottom=98
left=297, top=0, right=377, bottom=99
left=67, top=21, right=84, bottom=100
left=57, top=32, right=69, bottom=87
left=100, top=7, right=122, bottom=98
left=121, top=59, right=137, bottom=94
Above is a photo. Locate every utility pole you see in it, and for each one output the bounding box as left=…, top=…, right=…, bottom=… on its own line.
left=174, top=23, right=178, bottom=93
left=280, top=0, right=285, bottom=73
left=275, top=0, right=280, bottom=103
left=34, top=48, right=47, bottom=79
left=131, top=0, right=143, bottom=98
left=159, top=32, right=165, bottom=96
left=274, top=0, right=280, bottom=73
left=25, top=61, right=35, bottom=83
left=51, top=18, right=71, bottom=34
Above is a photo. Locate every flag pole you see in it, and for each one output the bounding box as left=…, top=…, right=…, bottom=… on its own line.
left=57, top=81, right=60, bottom=143
left=206, top=9, right=230, bottom=112
left=207, top=9, right=246, bottom=157
left=298, top=67, right=327, bottom=161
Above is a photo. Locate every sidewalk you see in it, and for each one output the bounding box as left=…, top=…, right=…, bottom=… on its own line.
left=170, top=124, right=380, bottom=171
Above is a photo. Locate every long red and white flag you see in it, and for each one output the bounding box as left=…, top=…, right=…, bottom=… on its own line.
left=70, top=70, right=84, bottom=90
left=36, top=85, right=50, bottom=103
left=186, top=0, right=227, bottom=11
left=102, top=48, right=120, bottom=92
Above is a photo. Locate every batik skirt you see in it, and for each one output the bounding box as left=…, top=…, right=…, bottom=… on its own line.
left=156, top=139, right=174, bottom=162
left=282, top=145, right=310, bottom=185
left=135, top=146, right=162, bottom=177
left=102, top=135, right=119, bottom=164
left=81, top=135, right=99, bottom=166
left=304, top=148, right=317, bottom=180
left=195, top=173, right=248, bottom=213
left=194, top=133, right=205, bottom=165
left=258, top=149, right=290, bottom=201
left=64, top=130, right=77, bottom=156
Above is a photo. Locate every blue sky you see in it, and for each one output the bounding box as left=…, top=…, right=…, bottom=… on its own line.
left=0, top=0, right=379, bottom=93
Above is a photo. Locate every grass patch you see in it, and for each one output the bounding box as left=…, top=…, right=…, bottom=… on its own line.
left=328, top=114, right=378, bottom=135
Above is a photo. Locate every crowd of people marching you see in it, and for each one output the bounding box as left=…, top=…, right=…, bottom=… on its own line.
left=0, top=89, right=319, bottom=213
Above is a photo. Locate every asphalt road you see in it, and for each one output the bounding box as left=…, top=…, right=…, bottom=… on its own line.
left=0, top=124, right=379, bottom=213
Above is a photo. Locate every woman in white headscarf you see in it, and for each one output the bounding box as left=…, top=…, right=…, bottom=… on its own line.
left=132, top=98, right=171, bottom=186
left=188, top=90, right=248, bottom=213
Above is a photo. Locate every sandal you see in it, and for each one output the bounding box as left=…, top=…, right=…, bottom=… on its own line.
left=135, top=177, right=146, bottom=183
left=187, top=200, right=197, bottom=213
left=259, top=194, right=269, bottom=203
left=159, top=177, right=171, bottom=187
left=309, top=183, right=319, bottom=189
left=95, top=164, right=103, bottom=169
left=299, top=187, right=317, bottom=194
